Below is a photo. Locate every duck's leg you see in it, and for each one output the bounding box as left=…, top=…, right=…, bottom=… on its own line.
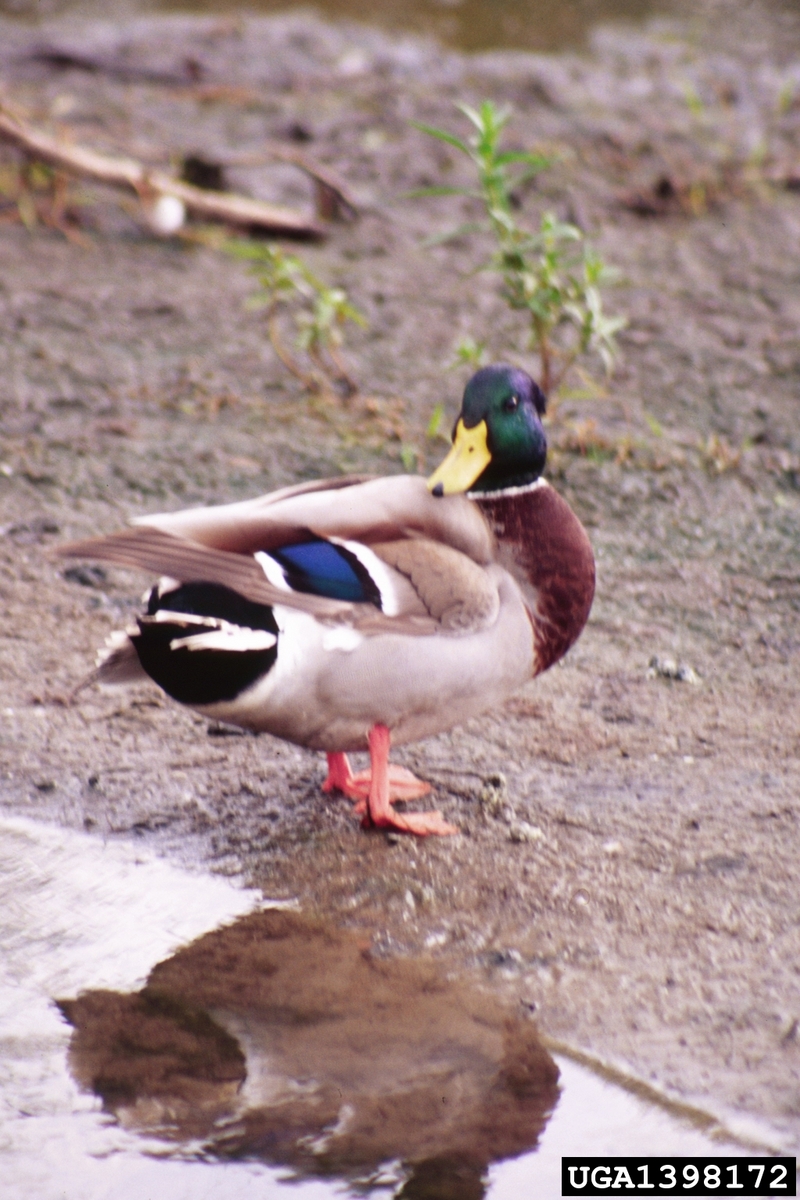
left=362, top=724, right=458, bottom=837
left=323, top=750, right=432, bottom=812
left=322, top=751, right=358, bottom=796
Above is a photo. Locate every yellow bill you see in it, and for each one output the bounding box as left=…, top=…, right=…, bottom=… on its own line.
left=427, top=419, right=491, bottom=495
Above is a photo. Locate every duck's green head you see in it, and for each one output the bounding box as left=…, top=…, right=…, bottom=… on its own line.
left=428, top=364, right=547, bottom=496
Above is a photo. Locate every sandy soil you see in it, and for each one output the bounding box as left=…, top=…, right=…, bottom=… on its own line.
left=1, top=1, right=799, bottom=1151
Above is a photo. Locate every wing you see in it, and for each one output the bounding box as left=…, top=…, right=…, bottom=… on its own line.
left=56, top=526, right=441, bottom=635
left=57, top=474, right=504, bottom=642
left=131, top=474, right=495, bottom=565
left=57, top=524, right=501, bottom=638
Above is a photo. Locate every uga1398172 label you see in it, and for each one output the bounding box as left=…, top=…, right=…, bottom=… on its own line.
left=561, top=1158, right=796, bottom=1196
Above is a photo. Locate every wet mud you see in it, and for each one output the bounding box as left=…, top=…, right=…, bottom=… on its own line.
left=0, top=0, right=799, bottom=1171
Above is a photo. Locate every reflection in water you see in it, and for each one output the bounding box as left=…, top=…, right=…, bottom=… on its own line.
left=59, top=910, right=560, bottom=1196
left=0, top=818, right=769, bottom=1198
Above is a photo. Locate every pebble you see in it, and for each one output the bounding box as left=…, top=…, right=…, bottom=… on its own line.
left=63, top=564, right=107, bottom=588
left=143, top=193, right=186, bottom=236
left=479, top=772, right=509, bottom=818
left=509, top=821, right=545, bottom=844
left=647, top=655, right=701, bottom=684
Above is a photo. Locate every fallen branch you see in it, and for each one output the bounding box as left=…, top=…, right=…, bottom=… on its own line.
left=0, top=101, right=324, bottom=237
left=187, top=146, right=360, bottom=221
left=251, top=145, right=359, bottom=221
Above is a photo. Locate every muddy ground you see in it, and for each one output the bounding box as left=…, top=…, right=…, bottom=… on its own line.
left=1, top=0, right=799, bottom=1153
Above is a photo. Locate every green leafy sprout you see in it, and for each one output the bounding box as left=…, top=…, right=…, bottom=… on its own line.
left=224, top=240, right=365, bottom=398
left=414, top=100, right=627, bottom=397
left=451, top=335, right=488, bottom=370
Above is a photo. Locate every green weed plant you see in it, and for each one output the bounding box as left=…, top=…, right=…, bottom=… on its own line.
left=414, top=100, right=626, bottom=397
left=225, top=240, right=365, bottom=398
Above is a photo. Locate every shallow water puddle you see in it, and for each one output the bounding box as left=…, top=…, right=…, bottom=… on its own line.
left=0, top=818, right=773, bottom=1200
left=11, top=0, right=688, bottom=55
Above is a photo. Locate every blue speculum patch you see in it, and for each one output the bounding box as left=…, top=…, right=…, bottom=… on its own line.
left=270, top=540, right=382, bottom=607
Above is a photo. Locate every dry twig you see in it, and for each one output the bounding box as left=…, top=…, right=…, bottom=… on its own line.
left=0, top=101, right=324, bottom=237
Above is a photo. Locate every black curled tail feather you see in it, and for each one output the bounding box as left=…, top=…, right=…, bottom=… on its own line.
left=132, top=582, right=279, bottom=706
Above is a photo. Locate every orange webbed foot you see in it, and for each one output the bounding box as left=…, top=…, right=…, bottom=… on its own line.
left=361, top=725, right=457, bottom=838
left=323, top=738, right=455, bottom=835
left=323, top=753, right=433, bottom=813
left=361, top=806, right=459, bottom=837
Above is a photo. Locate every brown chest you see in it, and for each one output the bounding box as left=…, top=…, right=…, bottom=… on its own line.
left=475, top=483, right=595, bottom=673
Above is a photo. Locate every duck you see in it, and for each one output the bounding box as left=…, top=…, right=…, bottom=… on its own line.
left=58, top=365, right=595, bottom=837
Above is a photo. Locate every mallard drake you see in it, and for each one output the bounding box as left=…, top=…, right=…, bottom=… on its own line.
left=59, top=365, right=595, bottom=836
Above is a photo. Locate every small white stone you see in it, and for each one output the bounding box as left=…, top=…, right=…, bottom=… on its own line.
left=338, top=48, right=369, bottom=76
left=480, top=773, right=508, bottom=817
left=509, top=821, right=545, bottom=844
left=647, top=655, right=701, bottom=685
left=362, top=128, right=387, bottom=152
left=51, top=93, right=77, bottom=118
left=424, top=931, right=448, bottom=949
left=143, top=193, right=186, bottom=236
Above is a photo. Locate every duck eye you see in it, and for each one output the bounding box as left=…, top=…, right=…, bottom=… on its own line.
left=503, top=394, right=519, bottom=412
